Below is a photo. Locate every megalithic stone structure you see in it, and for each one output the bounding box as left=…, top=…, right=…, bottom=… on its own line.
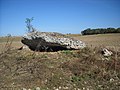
left=21, top=31, right=86, bottom=51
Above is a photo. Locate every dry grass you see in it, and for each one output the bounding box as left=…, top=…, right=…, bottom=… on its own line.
left=0, top=47, right=120, bottom=90
left=70, top=33, right=120, bottom=49
left=0, top=34, right=120, bottom=90
left=0, top=36, right=23, bottom=53
left=0, top=33, right=120, bottom=51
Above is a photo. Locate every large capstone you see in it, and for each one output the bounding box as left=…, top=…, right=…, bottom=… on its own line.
left=21, top=31, right=86, bottom=51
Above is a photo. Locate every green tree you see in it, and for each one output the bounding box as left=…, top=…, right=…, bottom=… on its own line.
left=81, top=27, right=120, bottom=35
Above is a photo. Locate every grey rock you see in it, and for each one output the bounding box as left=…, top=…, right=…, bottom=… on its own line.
left=21, top=31, right=86, bottom=51
left=18, top=45, right=30, bottom=50
left=101, top=48, right=113, bottom=57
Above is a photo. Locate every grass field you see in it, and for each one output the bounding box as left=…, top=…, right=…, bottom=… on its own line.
left=0, top=33, right=120, bottom=50
left=0, top=33, right=120, bottom=90
left=0, top=36, right=22, bottom=53
left=69, top=33, right=120, bottom=48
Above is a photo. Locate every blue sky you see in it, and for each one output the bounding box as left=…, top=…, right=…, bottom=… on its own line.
left=0, top=0, right=120, bottom=36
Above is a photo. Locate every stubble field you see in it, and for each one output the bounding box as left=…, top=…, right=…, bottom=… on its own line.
left=69, top=33, right=120, bottom=49
left=0, top=33, right=120, bottom=51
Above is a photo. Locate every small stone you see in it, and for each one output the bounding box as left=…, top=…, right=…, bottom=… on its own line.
left=63, top=86, right=69, bottom=89
left=101, top=48, right=113, bottom=57
left=22, top=88, right=27, bottom=90
left=53, top=87, right=56, bottom=89
left=59, top=86, right=61, bottom=89
left=83, top=87, right=85, bottom=90
left=98, top=85, right=102, bottom=87
left=110, top=78, right=114, bottom=82
left=86, top=88, right=89, bottom=90
left=73, top=84, right=76, bottom=86
left=60, top=77, right=62, bottom=79
left=36, top=87, right=40, bottom=90
left=84, top=81, right=87, bottom=84
left=55, top=88, right=59, bottom=90
left=45, top=79, right=47, bottom=83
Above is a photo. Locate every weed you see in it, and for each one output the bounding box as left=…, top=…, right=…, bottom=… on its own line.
left=41, top=54, right=48, bottom=59
left=61, top=50, right=73, bottom=55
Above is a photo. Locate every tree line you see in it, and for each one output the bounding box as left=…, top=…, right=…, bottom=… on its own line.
left=81, top=28, right=120, bottom=35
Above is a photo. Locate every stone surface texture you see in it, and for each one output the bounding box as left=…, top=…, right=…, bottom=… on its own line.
left=21, top=31, right=86, bottom=51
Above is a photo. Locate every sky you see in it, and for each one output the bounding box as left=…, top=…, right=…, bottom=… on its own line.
left=0, top=0, right=120, bottom=36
